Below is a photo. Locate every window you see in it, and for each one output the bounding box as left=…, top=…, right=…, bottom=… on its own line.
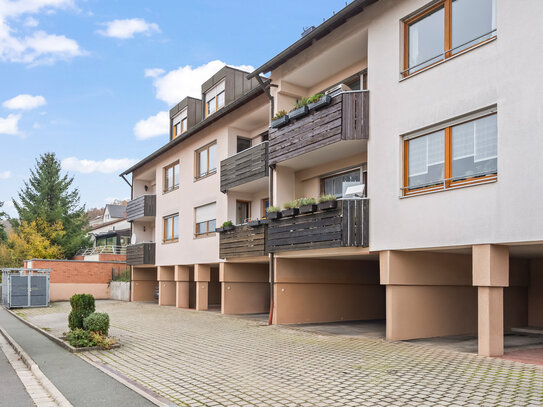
left=261, top=198, right=269, bottom=219
left=195, top=142, right=217, bottom=179
left=163, top=214, right=179, bottom=242
left=236, top=200, right=251, bottom=224
left=237, top=137, right=252, bottom=153
left=404, top=0, right=496, bottom=76
left=205, top=80, right=225, bottom=117
left=195, top=203, right=216, bottom=237
left=404, top=113, right=497, bottom=195
left=321, top=168, right=362, bottom=198
left=164, top=161, right=180, bottom=192
left=173, top=109, right=188, bottom=139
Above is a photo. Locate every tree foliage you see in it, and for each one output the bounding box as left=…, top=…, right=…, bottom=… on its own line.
left=13, top=153, right=91, bottom=258
left=0, top=201, right=7, bottom=243
left=9, top=219, right=65, bottom=264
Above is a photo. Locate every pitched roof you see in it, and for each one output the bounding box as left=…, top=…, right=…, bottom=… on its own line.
left=105, top=204, right=126, bottom=219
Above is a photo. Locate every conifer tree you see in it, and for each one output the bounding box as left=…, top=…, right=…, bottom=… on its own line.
left=13, top=153, right=91, bottom=258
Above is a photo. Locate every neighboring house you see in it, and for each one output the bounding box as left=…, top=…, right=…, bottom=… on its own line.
left=121, top=0, right=543, bottom=358
left=88, top=204, right=130, bottom=250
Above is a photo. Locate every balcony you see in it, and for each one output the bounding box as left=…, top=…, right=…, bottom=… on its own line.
left=219, top=223, right=268, bottom=259
left=268, top=199, right=368, bottom=253
left=126, top=243, right=156, bottom=266
left=220, top=142, right=269, bottom=193
left=126, top=195, right=156, bottom=222
left=268, top=91, right=369, bottom=166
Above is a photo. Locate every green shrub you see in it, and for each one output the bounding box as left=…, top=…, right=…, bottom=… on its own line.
left=298, top=197, right=316, bottom=206
left=68, top=294, right=95, bottom=331
left=308, top=93, right=325, bottom=104
left=291, top=97, right=310, bottom=111
left=283, top=200, right=300, bottom=210
left=267, top=206, right=281, bottom=213
left=318, top=194, right=337, bottom=203
left=83, top=312, right=110, bottom=336
left=221, top=221, right=233, bottom=227
left=66, top=328, right=116, bottom=349
left=273, top=110, right=287, bottom=120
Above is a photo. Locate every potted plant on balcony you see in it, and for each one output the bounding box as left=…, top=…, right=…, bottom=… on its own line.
left=317, top=194, right=337, bottom=211
left=267, top=206, right=282, bottom=220
left=281, top=200, right=300, bottom=217
left=288, top=97, right=310, bottom=120
left=270, top=110, right=289, bottom=128
left=298, top=197, right=317, bottom=214
left=216, top=221, right=234, bottom=233
left=307, top=93, right=332, bottom=111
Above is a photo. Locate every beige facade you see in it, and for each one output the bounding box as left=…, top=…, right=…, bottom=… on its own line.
left=123, top=0, right=543, bottom=357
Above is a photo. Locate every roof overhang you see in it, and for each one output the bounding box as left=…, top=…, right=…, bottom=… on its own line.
left=247, top=0, right=378, bottom=79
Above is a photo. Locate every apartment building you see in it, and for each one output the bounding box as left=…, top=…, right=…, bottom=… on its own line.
left=122, top=0, right=543, bottom=357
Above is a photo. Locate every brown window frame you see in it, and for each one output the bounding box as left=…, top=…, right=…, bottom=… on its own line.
left=163, top=213, right=179, bottom=243
left=403, top=0, right=497, bottom=77
left=261, top=198, right=269, bottom=219
left=194, top=203, right=216, bottom=239
left=195, top=141, right=217, bottom=180
left=172, top=113, right=188, bottom=140
left=163, top=161, right=179, bottom=193
left=235, top=200, right=252, bottom=224
left=403, top=113, right=497, bottom=196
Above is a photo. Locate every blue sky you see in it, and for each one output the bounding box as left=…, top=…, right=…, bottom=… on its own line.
left=0, top=0, right=349, bottom=217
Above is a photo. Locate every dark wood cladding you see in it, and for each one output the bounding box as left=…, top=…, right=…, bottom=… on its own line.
left=219, top=224, right=268, bottom=259
left=268, top=200, right=368, bottom=252
left=127, top=195, right=156, bottom=221
left=268, top=92, right=369, bottom=165
left=126, top=243, right=156, bottom=266
left=220, top=142, right=269, bottom=192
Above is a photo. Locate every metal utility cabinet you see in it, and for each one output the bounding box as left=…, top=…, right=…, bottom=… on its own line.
left=1, top=268, right=50, bottom=308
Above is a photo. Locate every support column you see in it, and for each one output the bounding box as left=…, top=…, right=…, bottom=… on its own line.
left=473, top=244, right=509, bottom=357
left=194, top=264, right=210, bottom=311
left=175, top=265, right=190, bottom=309
left=157, top=266, right=175, bottom=306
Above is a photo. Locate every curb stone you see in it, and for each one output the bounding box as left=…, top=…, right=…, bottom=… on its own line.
left=0, top=326, right=73, bottom=407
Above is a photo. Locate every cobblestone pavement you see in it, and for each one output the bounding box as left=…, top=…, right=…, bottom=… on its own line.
left=18, top=301, right=543, bottom=407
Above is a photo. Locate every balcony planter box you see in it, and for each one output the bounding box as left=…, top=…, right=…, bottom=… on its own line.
left=223, top=225, right=235, bottom=231
left=317, top=200, right=337, bottom=211
left=270, top=115, right=290, bottom=129
left=248, top=220, right=261, bottom=227
left=281, top=208, right=299, bottom=217
left=308, top=95, right=332, bottom=111
left=215, top=227, right=225, bottom=233
left=299, top=204, right=317, bottom=214
left=260, top=219, right=269, bottom=225
left=267, top=211, right=282, bottom=220
left=289, top=106, right=309, bottom=120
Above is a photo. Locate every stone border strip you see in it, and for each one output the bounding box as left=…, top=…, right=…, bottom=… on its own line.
left=5, top=308, right=171, bottom=407
left=0, top=326, right=72, bottom=407
left=83, top=358, right=175, bottom=407
left=5, top=307, right=120, bottom=353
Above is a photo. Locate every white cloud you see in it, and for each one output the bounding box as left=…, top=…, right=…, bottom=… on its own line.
left=0, top=170, right=11, bottom=179
left=61, top=157, right=139, bottom=174
left=144, top=68, right=164, bottom=78
left=0, top=0, right=83, bottom=65
left=97, top=18, right=160, bottom=39
left=24, top=16, right=38, bottom=27
left=3, top=94, right=46, bottom=110
left=133, top=110, right=168, bottom=140
left=148, top=60, right=254, bottom=105
left=0, top=113, right=21, bottom=135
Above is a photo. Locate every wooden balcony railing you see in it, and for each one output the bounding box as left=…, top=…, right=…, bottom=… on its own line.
left=126, top=195, right=156, bottom=221
left=220, top=142, right=269, bottom=193
left=268, top=199, right=368, bottom=252
left=126, top=243, right=156, bottom=266
left=219, top=223, right=268, bottom=259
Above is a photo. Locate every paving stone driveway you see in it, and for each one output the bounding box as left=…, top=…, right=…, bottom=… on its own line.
left=18, top=301, right=543, bottom=406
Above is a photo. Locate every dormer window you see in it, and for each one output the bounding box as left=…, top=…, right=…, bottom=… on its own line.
left=205, top=80, right=225, bottom=117
left=173, top=108, right=188, bottom=139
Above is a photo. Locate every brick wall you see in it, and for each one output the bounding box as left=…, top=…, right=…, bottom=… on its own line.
left=25, top=259, right=127, bottom=284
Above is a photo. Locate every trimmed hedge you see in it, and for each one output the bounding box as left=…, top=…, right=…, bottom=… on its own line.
left=83, top=312, right=110, bottom=336
left=68, top=294, right=95, bottom=331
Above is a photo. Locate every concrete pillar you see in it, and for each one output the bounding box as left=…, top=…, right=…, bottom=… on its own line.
left=175, top=265, right=190, bottom=309
left=157, top=266, right=175, bottom=306
left=194, top=264, right=211, bottom=311
left=220, top=262, right=269, bottom=315
left=473, top=244, right=509, bottom=357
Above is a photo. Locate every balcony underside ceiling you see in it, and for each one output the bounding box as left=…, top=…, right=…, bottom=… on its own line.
left=274, top=247, right=376, bottom=260
left=282, top=29, right=368, bottom=89
left=227, top=176, right=269, bottom=195
left=229, top=103, right=269, bottom=132
left=277, top=139, right=366, bottom=172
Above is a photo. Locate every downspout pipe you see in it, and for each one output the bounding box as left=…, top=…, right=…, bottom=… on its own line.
left=268, top=164, right=275, bottom=325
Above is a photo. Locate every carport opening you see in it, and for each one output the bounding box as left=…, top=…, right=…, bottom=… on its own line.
left=208, top=266, right=221, bottom=310
left=131, top=267, right=158, bottom=303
